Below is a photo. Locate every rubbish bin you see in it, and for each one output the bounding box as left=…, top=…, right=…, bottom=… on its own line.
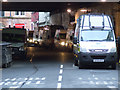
left=0, top=42, right=12, bottom=68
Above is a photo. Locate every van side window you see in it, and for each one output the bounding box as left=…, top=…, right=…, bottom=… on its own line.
left=74, top=23, right=79, bottom=38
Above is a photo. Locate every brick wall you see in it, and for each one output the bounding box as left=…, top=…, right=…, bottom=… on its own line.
left=2, top=11, right=32, bottom=30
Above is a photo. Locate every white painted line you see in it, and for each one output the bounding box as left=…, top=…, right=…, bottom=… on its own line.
left=24, top=78, right=28, bottom=80
left=41, top=77, right=46, bottom=80
left=4, top=82, right=11, bottom=85
left=107, top=86, right=116, bottom=88
left=112, top=78, right=116, bottom=80
left=18, top=82, right=23, bottom=85
left=36, top=81, right=40, bottom=84
left=35, top=78, right=39, bottom=80
left=104, top=81, right=108, bottom=85
left=57, top=83, right=61, bottom=88
left=29, top=78, right=33, bottom=80
left=95, top=77, right=98, bottom=80
left=0, top=82, right=4, bottom=85
left=93, top=74, right=95, bottom=77
left=60, top=65, right=63, bottom=69
left=59, top=69, right=63, bottom=74
left=5, top=78, right=9, bottom=81
left=26, top=81, right=31, bottom=85
left=9, top=86, right=19, bottom=88
left=96, top=82, right=99, bottom=85
left=90, top=81, right=94, bottom=84
left=58, top=76, right=62, bottom=82
left=11, top=78, right=16, bottom=81
left=79, top=77, right=82, bottom=80
left=12, top=82, right=17, bottom=85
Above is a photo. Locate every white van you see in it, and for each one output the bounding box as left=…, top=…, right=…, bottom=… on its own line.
left=73, top=14, right=117, bottom=69
left=54, top=29, right=67, bottom=48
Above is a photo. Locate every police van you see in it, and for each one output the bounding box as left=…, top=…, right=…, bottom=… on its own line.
left=73, top=14, right=117, bottom=69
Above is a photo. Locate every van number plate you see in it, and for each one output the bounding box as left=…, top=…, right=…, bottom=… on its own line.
left=93, top=59, right=104, bottom=62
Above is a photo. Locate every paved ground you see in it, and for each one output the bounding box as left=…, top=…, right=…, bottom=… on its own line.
left=1, top=47, right=120, bottom=90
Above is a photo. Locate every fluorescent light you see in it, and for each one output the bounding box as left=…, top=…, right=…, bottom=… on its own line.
left=67, top=9, right=71, bottom=13
left=80, top=9, right=87, bottom=12
left=2, top=0, right=8, bottom=2
left=101, top=0, right=106, bottom=2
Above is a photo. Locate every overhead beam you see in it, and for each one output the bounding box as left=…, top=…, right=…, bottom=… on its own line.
left=2, top=2, right=99, bottom=12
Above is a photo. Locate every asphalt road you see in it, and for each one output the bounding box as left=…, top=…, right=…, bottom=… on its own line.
left=1, top=47, right=120, bottom=90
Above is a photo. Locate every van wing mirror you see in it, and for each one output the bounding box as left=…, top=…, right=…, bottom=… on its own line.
left=73, top=37, right=77, bottom=44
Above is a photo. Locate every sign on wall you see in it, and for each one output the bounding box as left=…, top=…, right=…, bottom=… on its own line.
left=15, top=24, right=25, bottom=28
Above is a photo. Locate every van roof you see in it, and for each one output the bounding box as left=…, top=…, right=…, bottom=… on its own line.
left=78, top=14, right=113, bottom=30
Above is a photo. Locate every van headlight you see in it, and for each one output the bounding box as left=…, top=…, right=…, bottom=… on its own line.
left=65, top=43, right=68, bottom=46
left=29, top=39, right=33, bottom=42
left=80, top=47, right=88, bottom=52
left=61, top=42, right=65, bottom=46
left=110, top=47, right=116, bottom=52
left=27, top=38, right=29, bottom=41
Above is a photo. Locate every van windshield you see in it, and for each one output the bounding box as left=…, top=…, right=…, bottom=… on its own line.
left=59, top=33, right=66, bottom=39
left=81, top=30, right=114, bottom=41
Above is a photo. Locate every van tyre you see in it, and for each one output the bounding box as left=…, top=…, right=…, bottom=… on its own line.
left=111, top=64, right=116, bottom=69
left=3, top=63, right=8, bottom=68
left=79, top=64, right=83, bottom=69
left=8, top=62, right=13, bottom=67
left=78, top=62, right=83, bottom=69
left=74, top=60, right=78, bottom=66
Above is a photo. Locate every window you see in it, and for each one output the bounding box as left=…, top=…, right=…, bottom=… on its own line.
left=15, top=11, right=19, bottom=15
left=15, top=11, right=25, bottom=16
left=2, top=11, right=5, bottom=16
left=81, top=30, right=114, bottom=41
left=21, top=12, right=25, bottom=15
left=0, top=11, right=5, bottom=17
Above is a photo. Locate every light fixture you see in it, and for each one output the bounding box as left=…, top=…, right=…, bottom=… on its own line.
left=67, top=9, right=71, bottom=13
left=80, top=9, right=87, bottom=12
left=2, top=0, right=8, bottom=2
left=101, top=0, right=106, bottom=2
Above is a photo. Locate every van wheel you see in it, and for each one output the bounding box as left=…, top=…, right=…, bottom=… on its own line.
left=3, top=63, right=8, bottom=68
left=111, top=64, right=116, bottom=69
left=78, top=62, right=83, bottom=69
left=79, top=65, right=82, bottom=69
left=8, top=62, right=13, bottom=67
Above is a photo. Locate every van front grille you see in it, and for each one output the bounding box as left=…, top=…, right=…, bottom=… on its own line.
left=91, top=56, right=106, bottom=59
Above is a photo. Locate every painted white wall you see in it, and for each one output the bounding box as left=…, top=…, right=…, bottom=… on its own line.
left=39, top=12, right=50, bottom=25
